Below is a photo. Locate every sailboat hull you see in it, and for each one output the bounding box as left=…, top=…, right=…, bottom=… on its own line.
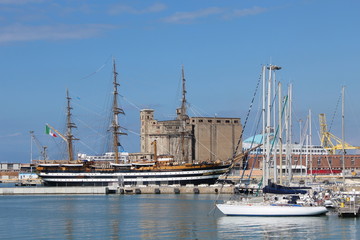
left=216, top=203, right=328, bottom=216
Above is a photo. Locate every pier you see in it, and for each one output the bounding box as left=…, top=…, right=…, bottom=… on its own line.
left=0, top=184, right=234, bottom=195
left=109, top=184, right=234, bottom=195
left=337, top=195, right=360, bottom=217
left=338, top=205, right=360, bottom=217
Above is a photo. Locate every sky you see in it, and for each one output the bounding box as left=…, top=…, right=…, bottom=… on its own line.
left=1, top=0, right=360, bottom=163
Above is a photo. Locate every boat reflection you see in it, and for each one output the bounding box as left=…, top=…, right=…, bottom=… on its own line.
left=217, top=215, right=329, bottom=239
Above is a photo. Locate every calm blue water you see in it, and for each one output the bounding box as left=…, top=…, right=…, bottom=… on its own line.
left=0, top=193, right=359, bottom=239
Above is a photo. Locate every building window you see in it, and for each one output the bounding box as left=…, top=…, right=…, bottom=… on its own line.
left=317, top=158, right=321, bottom=166
left=234, top=120, right=238, bottom=123
left=225, top=120, right=230, bottom=123
left=199, top=119, right=203, bottom=123
left=217, top=120, right=221, bottom=123
left=351, top=158, right=355, bottom=166
left=208, top=120, right=212, bottom=123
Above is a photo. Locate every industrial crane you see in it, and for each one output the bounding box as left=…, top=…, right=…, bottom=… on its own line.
left=30, top=131, right=48, bottom=161
left=319, top=113, right=360, bottom=154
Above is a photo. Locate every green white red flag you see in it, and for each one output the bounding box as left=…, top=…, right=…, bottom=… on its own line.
left=45, top=125, right=57, bottom=137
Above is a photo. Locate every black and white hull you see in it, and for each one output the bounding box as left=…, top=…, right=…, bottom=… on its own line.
left=38, top=165, right=230, bottom=186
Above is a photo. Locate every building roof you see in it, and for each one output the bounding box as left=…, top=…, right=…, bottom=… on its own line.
left=243, top=133, right=274, bottom=145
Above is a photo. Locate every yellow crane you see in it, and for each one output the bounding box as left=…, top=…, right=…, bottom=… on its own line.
left=319, top=113, right=360, bottom=154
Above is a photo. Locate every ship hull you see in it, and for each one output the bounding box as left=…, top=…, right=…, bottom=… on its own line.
left=38, top=165, right=230, bottom=187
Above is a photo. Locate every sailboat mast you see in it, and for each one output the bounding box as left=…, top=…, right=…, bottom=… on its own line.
left=278, top=82, right=283, bottom=184
left=288, top=83, right=293, bottom=182
left=65, top=89, right=77, bottom=162
left=261, top=65, right=266, bottom=187
left=309, top=109, right=313, bottom=177
left=265, top=65, right=272, bottom=186
left=111, top=60, right=127, bottom=164
left=341, top=86, right=345, bottom=183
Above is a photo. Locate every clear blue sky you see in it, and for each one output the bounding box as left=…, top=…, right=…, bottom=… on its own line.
left=1, top=0, right=360, bottom=163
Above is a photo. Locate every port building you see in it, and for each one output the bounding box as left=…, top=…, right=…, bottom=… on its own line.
left=140, top=109, right=242, bottom=163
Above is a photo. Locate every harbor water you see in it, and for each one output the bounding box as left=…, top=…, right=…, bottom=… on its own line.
left=0, top=193, right=359, bottom=239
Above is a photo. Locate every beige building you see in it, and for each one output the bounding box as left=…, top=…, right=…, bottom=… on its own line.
left=140, top=109, right=242, bottom=163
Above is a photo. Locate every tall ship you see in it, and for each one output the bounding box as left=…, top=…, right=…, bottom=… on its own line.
left=36, top=61, right=231, bottom=186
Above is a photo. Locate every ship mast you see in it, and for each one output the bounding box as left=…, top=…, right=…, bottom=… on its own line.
left=65, top=89, right=78, bottom=162
left=180, top=66, right=187, bottom=121
left=178, top=65, right=189, bottom=162
left=111, top=59, right=127, bottom=164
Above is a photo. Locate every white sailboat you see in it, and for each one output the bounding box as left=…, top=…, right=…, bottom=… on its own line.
left=217, top=195, right=328, bottom=216
left=216, top=65, right=328, bottom=217
left=217, top=203, right=328, bottom=216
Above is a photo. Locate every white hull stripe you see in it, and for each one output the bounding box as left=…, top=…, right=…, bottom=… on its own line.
left=43, top=175, right=222, bottom=183
left=39, top=168, right=227, bottom=177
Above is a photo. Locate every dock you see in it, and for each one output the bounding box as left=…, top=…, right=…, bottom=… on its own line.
left=109, top=184, right=234, bottom=195
left=0, top=184, right=234, bottom=195
left=0, top=186, right=106, bottom=195
left=337, top=195, right=360, bottom=217
left=338, top=206, right=360, bottom=217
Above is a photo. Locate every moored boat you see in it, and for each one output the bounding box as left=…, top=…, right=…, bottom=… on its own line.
left=217, top=194, right=328, bottom=216
left=216, top=65, right=328, bottom=217
left=216, top=202, right=328, bottom=216
left=36, top=61, right=231, bottom=186
left=37, top=161, right=230, bottom=186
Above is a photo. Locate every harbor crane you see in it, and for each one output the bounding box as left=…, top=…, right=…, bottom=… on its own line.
left=319, top=113, right=360, bottom=154
left=30, top=131, right=48, bottom=161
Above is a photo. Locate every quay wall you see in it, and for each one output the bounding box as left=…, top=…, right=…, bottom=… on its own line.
left=0, top=184, right=234, bottom=195
left=0, top=186, right=106, bottom=195
left=113, top=184, right=234, bottom=195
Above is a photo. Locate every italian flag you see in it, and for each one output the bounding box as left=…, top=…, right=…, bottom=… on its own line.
left=45, top=125, right=57, bottom=137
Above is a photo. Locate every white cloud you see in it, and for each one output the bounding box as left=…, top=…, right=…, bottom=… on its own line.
left=109, top=3, right=166, bottom=15
left=162, top=7, right=223, bottom=24
left=0, top=0, right=45, bottom=4
left=0, top=132, right=21, bottom=138
left=0, top=24, right=117, bottom=43
left=223, top=6, right=267, bottom=19
left=162, top=6, right=268, bottom=24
